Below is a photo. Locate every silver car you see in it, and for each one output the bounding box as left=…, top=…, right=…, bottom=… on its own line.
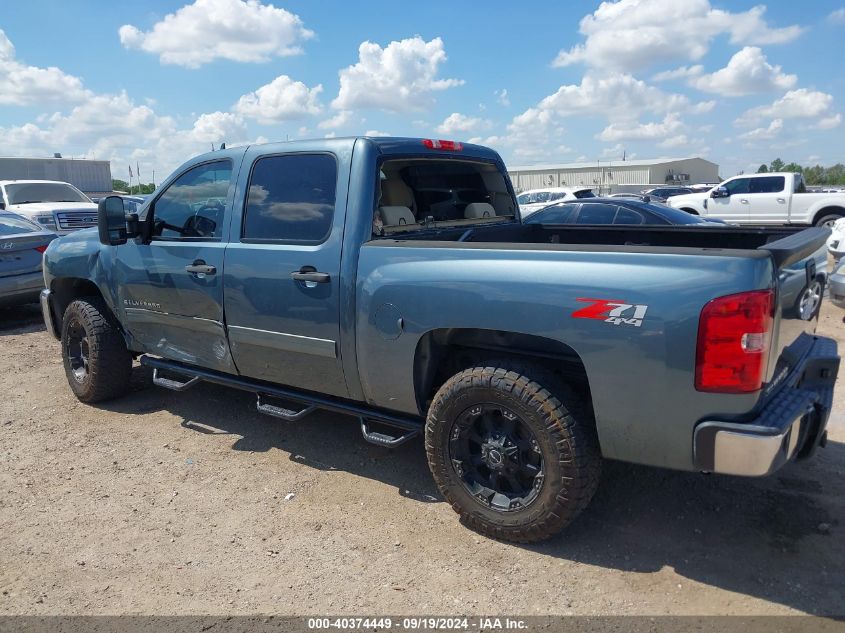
left=0, top=213, right=57, bottom=307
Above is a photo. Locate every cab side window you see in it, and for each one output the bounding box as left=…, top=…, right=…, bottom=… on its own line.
left=242, top=154, right=337, bottom=243
left=723, top=178, right=751, bottom=195
left=151, top=160, right=232, bottom=240
left=749, top=176, right=785, bottom=194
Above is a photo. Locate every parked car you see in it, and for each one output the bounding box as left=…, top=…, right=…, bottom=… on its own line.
left=607, top=192, right=649, bottom=200
left=517, top=186, right=595, bottom=218
left=0, top=180, right=98, bottom=235
left=640, top=186, right=693, bottom=202
left=667, top=173, right=845, bottom=226
left=41, top=137, right=838, bottom=543
left=0, top=212, right=56, bottom=307
left=524, top=197, right=726, bottom=226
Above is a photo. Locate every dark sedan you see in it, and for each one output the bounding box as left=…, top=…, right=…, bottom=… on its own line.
left=0, top=213, right=57, bottom=307
left=524, top=197, right=725, bottom=226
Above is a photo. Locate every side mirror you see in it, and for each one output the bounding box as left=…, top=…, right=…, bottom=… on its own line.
left=97, top=196, right=128, bottom=245
left=711, top=186, right=730, bottom=199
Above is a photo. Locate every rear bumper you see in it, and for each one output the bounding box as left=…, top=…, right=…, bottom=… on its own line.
left=693, top=335, right=839, bottom=476
left=0, top=271, right=44, bottom=307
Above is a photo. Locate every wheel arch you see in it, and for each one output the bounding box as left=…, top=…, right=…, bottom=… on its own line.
left=48, top=277, right=113, bottom=335
left=812, top=205, right=845, bottom=226
left=413, top=328, right=593, bottom=417
left=680, top=207, right=700, bottom=215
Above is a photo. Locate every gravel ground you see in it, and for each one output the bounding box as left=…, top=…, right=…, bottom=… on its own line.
left=0, top=300, right=842, bottom=616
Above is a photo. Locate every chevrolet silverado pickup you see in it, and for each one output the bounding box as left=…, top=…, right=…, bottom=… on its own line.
left=40, top=137, right=839, bottom=542
left=667, top=172, right=845, bottom=227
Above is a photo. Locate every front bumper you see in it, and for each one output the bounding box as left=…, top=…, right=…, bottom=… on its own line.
left=829, top=267, right=845, bottom=309
left=693, top=335, right=839, bottom=476
left=40, top=289, right=60, bottom=339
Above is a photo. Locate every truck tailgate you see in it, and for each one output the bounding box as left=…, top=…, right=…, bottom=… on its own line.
left=759, top=227, right=830, bottom=392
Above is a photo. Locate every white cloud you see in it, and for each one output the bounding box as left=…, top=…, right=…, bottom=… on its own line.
left=737, top=89, right=839, bottom=126
left=536, top=73, right=694, bottom=121
left=652, top=65, right=703, bottom=82
left=690, top=47, right=796, bottom=96
left=331, top=36, right=463, bottom=112
left=740, top=118, right=784, bottom=141
left=828, top=8, right=845, bottom=24
left=318, top=110, right=353, bottom=130
left=0, top=29, right=89, bottom=105
left=470, top=109, right=572, bottom=163
left=364, top=130, right=391, bottom=137
left=816, top=113, right=842, bottom=129
left=597, top=113, right=684, bottom=142
left=599, top=144, right=635, bottom=160
left=552, top=0, right=803, bottom=73
left=233, top=75, right=322, bottom=123
left=119, top=0, right=313, bottom=68
left=495, top=88, right=510, bottom=106
left=435, top=112, right=491, bottom=136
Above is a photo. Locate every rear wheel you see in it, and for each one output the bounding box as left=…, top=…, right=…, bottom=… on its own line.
left=797, top=279, right=824, bottom=320
left=425, top=365, right=601, bottom=543
left=61, top=298, right=132, bottom=402
left=814, top=212, right=843, bottom=228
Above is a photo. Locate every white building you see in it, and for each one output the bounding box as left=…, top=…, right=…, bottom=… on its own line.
left=0, top=156, right=113, bottom=197
left=507, top=157, right=720, bottom=194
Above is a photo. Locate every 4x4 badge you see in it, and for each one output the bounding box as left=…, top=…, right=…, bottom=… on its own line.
left=572, top=298, right=648, bottom=327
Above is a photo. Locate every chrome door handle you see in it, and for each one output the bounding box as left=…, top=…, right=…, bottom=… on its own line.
left=185, top=260, right=216, bottom=275
left=291, top=266, right=330, bottom=284
left=739, top=198, right=749, bottom=204
left=777, top=198, right=786, bottom=203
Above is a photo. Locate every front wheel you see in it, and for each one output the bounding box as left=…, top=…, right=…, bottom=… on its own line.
left=425, top=365, right=601, bottom=543
left=61, top=298, right=132, bottom=402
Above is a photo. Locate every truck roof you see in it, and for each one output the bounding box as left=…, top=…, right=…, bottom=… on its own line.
left=0, top=179, right=78, bottom=185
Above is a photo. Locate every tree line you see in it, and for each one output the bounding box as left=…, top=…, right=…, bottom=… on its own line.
left=756, top=159, right=845, bottom=186
left=111, top=179, right=156, bottom=194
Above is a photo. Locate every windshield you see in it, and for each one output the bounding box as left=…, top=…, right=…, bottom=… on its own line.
left=374, top=158, right=516, bottom=236
left=5, top=182, right=91, bottom=205
left=0, top=214, right=38, bottom=235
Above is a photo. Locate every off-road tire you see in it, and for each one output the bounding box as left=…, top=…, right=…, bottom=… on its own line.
left=425, top=365, right=601, bottom=543
left=61, top=298, right=132, bottom=403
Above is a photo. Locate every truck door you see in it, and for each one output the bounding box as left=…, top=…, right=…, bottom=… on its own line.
left=746, top=175, right=788, bottom=224
left=114, top=157, right=241, bottom=373
left=223, top=142, right=352, bottom=397
left=710, top=176, right=751, bottom=223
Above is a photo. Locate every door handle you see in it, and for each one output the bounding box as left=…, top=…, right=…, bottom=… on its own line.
left=777, top=197, right=786, bottom=203
left=185, top=260, right=216, bottom=275
left=291, top=266, right=330, bottom=284
left=739, top=198, right=749, bottom=204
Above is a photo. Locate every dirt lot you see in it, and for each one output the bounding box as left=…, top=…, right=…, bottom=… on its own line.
left=0, top=301, right=843, bottom=617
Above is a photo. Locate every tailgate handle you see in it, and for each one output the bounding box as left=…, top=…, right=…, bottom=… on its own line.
left=291, top=266, right=330, bottom=284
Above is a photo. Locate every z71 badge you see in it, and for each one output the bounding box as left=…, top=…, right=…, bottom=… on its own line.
left=572, top=298, right=648, bottom=327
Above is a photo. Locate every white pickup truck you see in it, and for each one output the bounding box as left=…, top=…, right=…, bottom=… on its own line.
left=666, top=172, right=845, bottom=227
left=0, top=180, right=99, bottom=235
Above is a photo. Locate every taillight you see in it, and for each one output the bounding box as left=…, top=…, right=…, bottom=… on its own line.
left=34, top=245, right=48, bottom=253
left=695, top=289, right=774, bottom=393
left=422, top=139, right=463, bottom=151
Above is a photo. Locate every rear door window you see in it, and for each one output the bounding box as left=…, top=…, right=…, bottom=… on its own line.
left=614, top=207, right=646, bottom=225
left=575, top=203, right=619, bottom=224
left=749, top=176, right=785, bottom=194
left=242, top=153, right=337, bottom=243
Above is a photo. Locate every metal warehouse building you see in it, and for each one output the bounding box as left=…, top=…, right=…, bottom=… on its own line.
left=507, top=157, right=720, bottom=194
left=0, top=157, right=113, bottom=197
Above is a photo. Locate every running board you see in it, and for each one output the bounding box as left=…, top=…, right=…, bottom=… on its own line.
left=256, top=394, right=317, bottom=422
left=153, top=368, right=201, bottom=392
left=139, top=355, right=424, bottom=441
left=359, top=418, right=419, bottom=447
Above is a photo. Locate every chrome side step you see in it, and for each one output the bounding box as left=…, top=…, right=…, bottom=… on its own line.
left=153, top=368, right=201, bottom=392
left=359, top=418, right=419, bottom=447
left=256, top=394, right=317, bottom=422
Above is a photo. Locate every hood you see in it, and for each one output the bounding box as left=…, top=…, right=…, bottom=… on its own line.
left=666, top=192, right=706, bottom=207
left=8, top=202, right=98, bottom=215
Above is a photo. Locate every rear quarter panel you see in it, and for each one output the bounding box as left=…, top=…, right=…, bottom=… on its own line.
left=356, top=241, right=776, bottom=471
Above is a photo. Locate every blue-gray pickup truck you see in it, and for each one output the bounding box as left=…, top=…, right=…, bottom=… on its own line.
left=40, top=137, right=839, bottom=542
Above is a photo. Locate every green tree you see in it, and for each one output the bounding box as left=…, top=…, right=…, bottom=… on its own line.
left=756, top=164, right=769, bottom=173
left=782, top=162, right=803, bottom=174
left=769, top=158, right=785, bottom=172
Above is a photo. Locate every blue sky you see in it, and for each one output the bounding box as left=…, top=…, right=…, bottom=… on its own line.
left=1, top=0, right=843, bottom=181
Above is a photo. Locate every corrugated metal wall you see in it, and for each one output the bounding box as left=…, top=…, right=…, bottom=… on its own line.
left=0, top=158, right=112, bottom=194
